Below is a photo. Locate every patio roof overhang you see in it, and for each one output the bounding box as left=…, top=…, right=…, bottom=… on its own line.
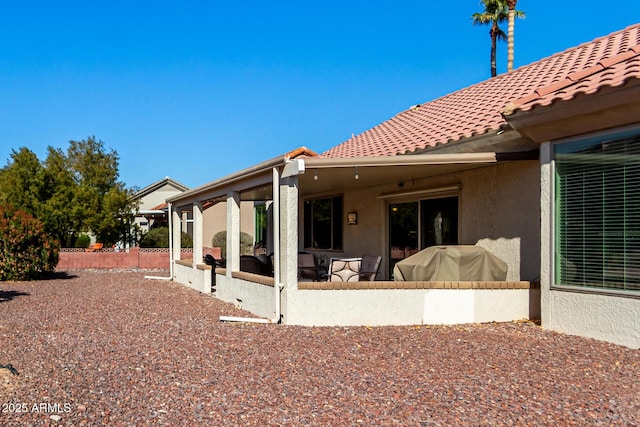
left=297, top=152, right=501, bottom=196
left=167, top=151, right=536, bottom=207
left=167, top=155, right=290, bottom=208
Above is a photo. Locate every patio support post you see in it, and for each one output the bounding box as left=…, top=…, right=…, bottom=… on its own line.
left=172, top=208, right=182, bottom=263
left=193, top=202, right=204, bottom=268
left=540, top=141, right=552, bottom=328
left=271, top=167, right=282, bottom=322
left=227, top=191, right=241, bottom=274
left=181, top=211, right=189, bottom=234
left=144, top=203, right=175, bottom=281
left=168, top=202, right=174, bottom=278
left=278, top=175, right=299, bottom=290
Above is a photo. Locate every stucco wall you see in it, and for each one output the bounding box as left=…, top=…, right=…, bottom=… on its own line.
left=139, top=185, right=183, bottom=210
left=540, top=142, right=640, bottom=349
left=173, top=262, right=211, bottom=294
left=302, top=160, right=541, bottom=281
left=203, top=201, right=255, bottom=250
left=216, top=274, right=276, bottom=320
left=283, top=287, right=537, bottom=326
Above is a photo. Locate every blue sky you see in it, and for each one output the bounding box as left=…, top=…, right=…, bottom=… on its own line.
left=1, top=1, right=639, bottom=189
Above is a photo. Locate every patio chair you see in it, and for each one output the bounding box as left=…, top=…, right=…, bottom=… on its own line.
left=298, top=252, right=319, bottom=281
left=240, top=255, right=263, bottom=274
left=360, top=255, right=382, bottom=281
left=328, top=258, right=362, bottom=282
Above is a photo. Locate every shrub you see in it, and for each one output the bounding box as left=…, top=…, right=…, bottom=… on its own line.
left=139, top=227, right=192, bottom=248
left=74, top=234, right=91, bottom=248
left=211, top=231, right=253, bottom=258
left=0, top=205, right=59, bottom=281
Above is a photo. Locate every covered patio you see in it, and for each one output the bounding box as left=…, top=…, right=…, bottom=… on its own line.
left=166, top=148, right=540, bottom=326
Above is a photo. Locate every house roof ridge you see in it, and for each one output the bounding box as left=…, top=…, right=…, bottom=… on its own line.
left=133, top=176, right=190, bottom=198
left=405, top=24, right=640, bottom=115
left=286, top=146, right=319, bottom=159
left=322, top=23, right=640, bottom=159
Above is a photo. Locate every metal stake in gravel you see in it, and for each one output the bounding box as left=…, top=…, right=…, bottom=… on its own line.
left=0, top=363, right=19, bottom=375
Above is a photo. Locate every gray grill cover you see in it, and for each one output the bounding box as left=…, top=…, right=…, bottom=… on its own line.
left=393, top=245, right=508, bottom=281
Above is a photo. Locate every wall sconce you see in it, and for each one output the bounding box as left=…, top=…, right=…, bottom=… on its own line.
left=354, top=166, right=359, bottom=180
left=347, top=211, right=357, bottom=225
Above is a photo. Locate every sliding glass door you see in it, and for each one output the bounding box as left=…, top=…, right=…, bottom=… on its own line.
left=388, top=196, right=458, bottom=277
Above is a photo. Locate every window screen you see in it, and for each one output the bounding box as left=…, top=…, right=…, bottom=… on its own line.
left=554, top=130, right=640, bottom=292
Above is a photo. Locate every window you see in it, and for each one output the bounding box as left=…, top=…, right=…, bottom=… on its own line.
left=554, top=129, right=640, bottom=292
left=304, top=196, right=343, bottom=250
left=254, top=204, right=268, bottom=248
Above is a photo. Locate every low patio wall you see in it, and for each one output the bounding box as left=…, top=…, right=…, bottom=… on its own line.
left=172, top=270, right=540, bottom=327
left=174, top=260, right=212, bottom=294
left=285, top=282, right=540, bottom=327
left=216, top=270, right=277, bottom=320
left=57, top=247, right=221, bottom=270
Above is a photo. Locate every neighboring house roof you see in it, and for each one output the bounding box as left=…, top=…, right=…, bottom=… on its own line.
left=133, top=176, right=190, bottom=200
left=323, top=24, right=640, bottom=158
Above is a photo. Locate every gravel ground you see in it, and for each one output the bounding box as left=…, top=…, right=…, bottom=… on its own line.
left=0, top=271, right=638, bottom=426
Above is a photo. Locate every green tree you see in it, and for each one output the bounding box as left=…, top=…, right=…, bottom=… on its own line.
left=66, top=137, right=132, bottom=245
left=0, top=148, right=45, bottom=217
left=472, top=0, right=509, bottom=77
left=41, top=147, right=79, bottom=245
left=0, top=137, right=137, bottom=247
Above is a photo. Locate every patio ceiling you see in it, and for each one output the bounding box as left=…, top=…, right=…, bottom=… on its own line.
left=298, top=152, right=499, bottom=197
left=168, top=151, right=526, bottom=206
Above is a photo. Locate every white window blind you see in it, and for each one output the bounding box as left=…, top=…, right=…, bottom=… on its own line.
left=554, top=131, right=640, bottom=292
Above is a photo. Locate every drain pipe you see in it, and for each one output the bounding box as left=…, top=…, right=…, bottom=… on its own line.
left=219, top=166, right=283, bottom=324
left=145, top=201, right=174, bottom=281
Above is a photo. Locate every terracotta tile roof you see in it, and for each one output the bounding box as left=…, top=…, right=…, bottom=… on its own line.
left=151, top=202, right=168, bottom=211
left=323, top=24, right=640, bottom=158
left=505, top=36, right=640, bottom=114
left=286, top=146, right=319, bottom=159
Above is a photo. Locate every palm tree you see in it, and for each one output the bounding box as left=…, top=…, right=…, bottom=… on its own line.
left=472, top=0, right=509, bottom=77
left=506, top=0, right=526, bottom=72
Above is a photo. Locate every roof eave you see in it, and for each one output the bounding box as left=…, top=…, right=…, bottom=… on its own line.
left=304, top=152, right=498, bottom=169
left=413, top=128, right=537, bottom=155
left=167, top=147, right=317, bottom=206
left=504, top=80, right=640, bottom=142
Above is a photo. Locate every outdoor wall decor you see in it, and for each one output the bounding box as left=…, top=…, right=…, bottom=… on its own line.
left=347, top=212, right=357, bottom=225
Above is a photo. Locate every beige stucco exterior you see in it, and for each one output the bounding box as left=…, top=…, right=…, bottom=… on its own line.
left=168, top=156, right=540, bottom=327
left=137, top=185, right=182, bottom=211
left=202, top=201, right=255, bottom=250
left=301, top=160, right=540, bottom=282
left=539, top=139, right=640, bottom=349
left=133, top=177, right=189, bottom=233
left=164, top=23, right=640, bottom=345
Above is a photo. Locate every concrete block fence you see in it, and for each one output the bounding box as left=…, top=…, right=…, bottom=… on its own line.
left=57, top=247, right=222, bottom=270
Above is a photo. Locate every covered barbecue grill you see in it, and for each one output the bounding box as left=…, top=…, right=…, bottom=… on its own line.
left=393, top=245, right=508, bottom=281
